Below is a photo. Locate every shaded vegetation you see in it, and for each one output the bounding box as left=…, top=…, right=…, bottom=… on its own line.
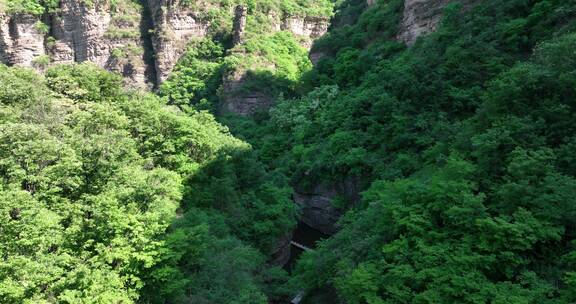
left=0, top=63, right=295, bottom=303
left=4, top=0, right=576, bottom=303
left=214, top=0, right=576, bottom=303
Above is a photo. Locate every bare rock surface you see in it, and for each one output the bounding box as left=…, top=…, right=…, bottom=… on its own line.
left=221, top=14, right=329, bottom=116
left=294, top=177, right=362, bottom=235
left=0, top=13, right=46, bottom=67
left=397, top=0, right=477, bottom=45
left=309, top=50, right=326, bottom=65
left=232, top=5, right=247, bottom=46
left=0, top=0, right=330, bottom=95
left=282, top=16, right=330, bottom=41
left=219, top=68, right=274, bottom=116
left=146, top=0, right=210, bottom=83
left=53, top=0, right=150, bottom=87
left=269, top=232, right=293, bottom=266
left=397, top=0, right=453, bottom=45
left=0, top=0, right=478, bottom=90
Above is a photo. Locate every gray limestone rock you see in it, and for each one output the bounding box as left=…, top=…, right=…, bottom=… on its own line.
left=0, top=13, right=46, bottom=67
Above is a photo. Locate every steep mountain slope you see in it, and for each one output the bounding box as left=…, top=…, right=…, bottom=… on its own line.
left=0, top=0, right=331, bottom=89
left=218, top=0, right=576, bottom=303
left=2, top=0, right=576, bottom=304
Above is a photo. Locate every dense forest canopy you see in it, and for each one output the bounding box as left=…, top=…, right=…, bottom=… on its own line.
left=0, top=63, right=296, bottom=303
left=222, top=0, right=576, bottom=302
left=2, top=0, right=576, bottom=303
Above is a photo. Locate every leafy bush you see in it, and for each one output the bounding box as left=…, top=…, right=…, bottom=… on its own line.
left=221, top=1, right=576, bottom=303
left=0, top=64, right=295, bottom=303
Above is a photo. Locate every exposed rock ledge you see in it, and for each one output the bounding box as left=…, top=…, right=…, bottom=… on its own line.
left=0, top=0, right=153, bottom=88
left=1, top=1, right=330, bottom=98
left=146, top=0, right=211, bottom=83
left=269, top=232, right=293, bottom=266
left=294, top=177, right=362, bottom=235
left=0, top=13, right=45, bottom=67
left=397, top=0, right=478, bottom=45
left=219, top=12, right=330, bottom=116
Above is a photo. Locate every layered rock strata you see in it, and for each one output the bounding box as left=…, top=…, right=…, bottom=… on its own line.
left=397, top=0, right=477, bottom=45
left=0, top=13, right=46, bottom=67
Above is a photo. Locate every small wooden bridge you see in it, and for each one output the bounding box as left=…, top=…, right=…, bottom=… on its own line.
left=290, top=291, right=305, bottom=304
left=290, top=241, right=313, bottom=252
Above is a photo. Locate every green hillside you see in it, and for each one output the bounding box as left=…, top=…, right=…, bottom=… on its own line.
left=2, top=0, right=576, bottom=303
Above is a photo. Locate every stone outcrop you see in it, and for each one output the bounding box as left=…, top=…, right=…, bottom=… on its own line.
left=0, top=0, right=153, bottom=88
left=146, top=0, right=210, bottom=83
left=49, top=0, right=151, bottom=87
left=0, top=0, right=479, bottom=88
left=232, top=5, right=247, bottom=46
left=294, top=178, right=362, bottom=235
left=397, top=0, right=477, bottom=45
left=0, top=0, right=212, bottom=87
left=294, top=187, right=342, bottom=235
left=0, top=0, right=330, bottom=96
left=219, top=68, right=274, bottom=116
left=221, top=15, right=329, bottom=116
left=0, top=14, right=46, bottom=67
left=282, top=15, right=330, bottom=42
left=269, top=232, right=293, bottom=266
left=309, top=50, right=326, bottom=65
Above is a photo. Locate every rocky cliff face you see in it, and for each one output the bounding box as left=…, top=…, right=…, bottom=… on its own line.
left=232, top=5, right=247, bottom=46
left=1, top=0, right=329, bottom=92
left=0, top=0, right=214, bottom=87
left=219, top=12, right=330, bottom=116
left=50, top=0, right=152, bottom=87
left=0, top=0, right=476, bottom=88
left=146, top=0, right=210, bottom=83
left=220, top=69, right=275, bottom=116
left=269, top=232, right=293, bottom=266
left=281, top=15, right=330, bottom=47
left=294, top=178, right=362, bottom=235
left=397, top=0, right=450, bottom=44
left=397, top=0, right=477, bottom=45
left=0, top=0, right=153, bottom=88
left=0, top=0, right=473, bottom=110
left=0, top=13, right=46, bottom=68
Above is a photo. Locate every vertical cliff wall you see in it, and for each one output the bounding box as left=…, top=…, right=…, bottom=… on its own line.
left=0, top=0, right=472, bottom=91
left=232, top=5, right=247, bottom=46
left=50, top=0, right=152, bottom=87
left=219, top=11, right=330, bottom=116
left=0, top=0, right=154, bottom=88
left=0, top=0, right=210, bottom=88
left=397, top=0, right=477, bottom=45
left=281, top=15, right=330, bottom=47
left=0, top=0, right=331, bottom=91
left=0, top=0, right=473, bottom=89
left=146, top=0, right=211, bottom=83
left=0, top=13, right=46, bottom=67
left=0, top=0, right=215, bottom=88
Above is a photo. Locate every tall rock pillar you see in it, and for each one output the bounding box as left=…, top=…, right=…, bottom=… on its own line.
left=232, top=5, right=247, bottom=47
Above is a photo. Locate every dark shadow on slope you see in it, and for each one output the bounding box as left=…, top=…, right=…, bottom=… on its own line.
left=140, top=145, right=300, bottom=303
left=140, top=0, right=159, bottom=89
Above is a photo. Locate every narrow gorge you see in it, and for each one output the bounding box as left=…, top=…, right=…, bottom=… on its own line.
left=2, top=0, right=576, bottom=303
